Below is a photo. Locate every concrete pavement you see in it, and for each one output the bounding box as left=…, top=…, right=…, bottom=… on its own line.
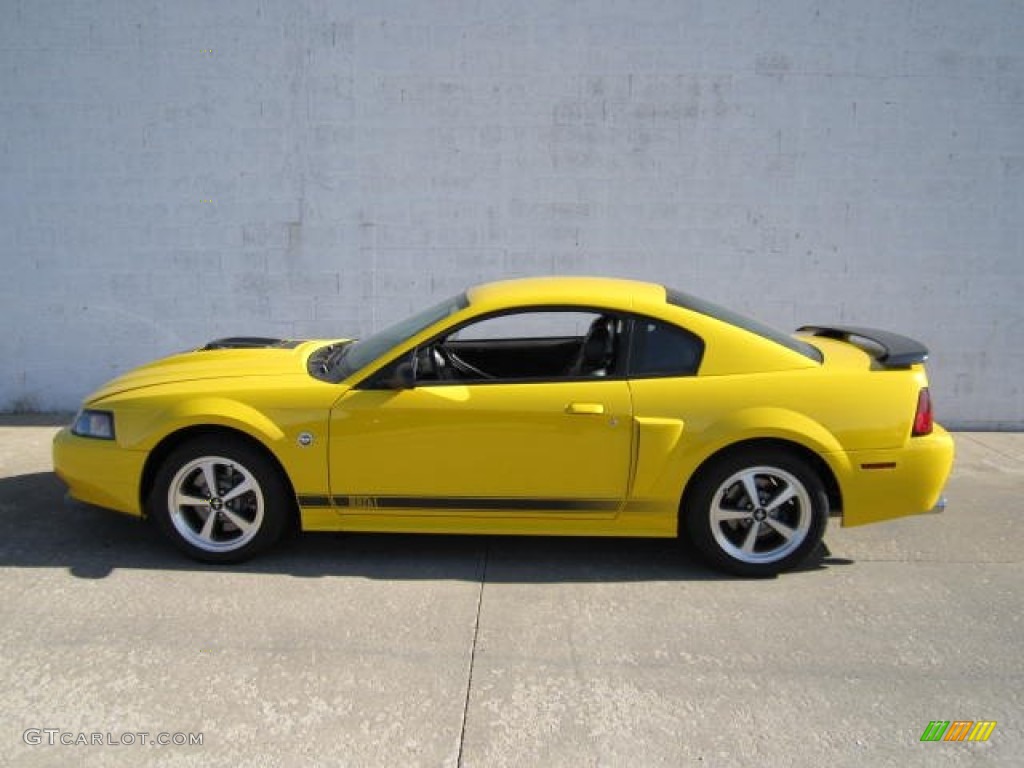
left=0, top=419, right=1020, bottom=767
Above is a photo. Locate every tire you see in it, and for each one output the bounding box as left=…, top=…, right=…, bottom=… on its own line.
left=148, top=436, right=290, bottom=563
left=684, top=448, right=828, bottom=577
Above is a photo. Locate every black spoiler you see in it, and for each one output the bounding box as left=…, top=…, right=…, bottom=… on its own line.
left=796, top=325, right=928, bottom=367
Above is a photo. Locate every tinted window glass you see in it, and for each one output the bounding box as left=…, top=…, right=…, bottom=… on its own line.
left=665, top=287, right=823, bottom=363
left=438, top=309, right=619, bottom=382
left=629, top=318, right=704, bottom=377
left=450, top=311, right=597, bottom=341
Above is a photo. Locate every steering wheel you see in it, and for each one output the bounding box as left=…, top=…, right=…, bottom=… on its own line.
left=434, top=344, right=494, bottom=380
left=431, top=345, right=453, bottom=380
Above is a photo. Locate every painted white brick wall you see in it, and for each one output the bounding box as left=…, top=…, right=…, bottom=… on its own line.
left=1, top=0, right=1022, bottom=426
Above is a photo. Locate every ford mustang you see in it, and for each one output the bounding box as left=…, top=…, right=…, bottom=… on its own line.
left=53, top=276, right=954, bottom=576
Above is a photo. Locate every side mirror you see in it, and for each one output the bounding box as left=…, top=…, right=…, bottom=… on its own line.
left=390, top=361, right=416, bottom=390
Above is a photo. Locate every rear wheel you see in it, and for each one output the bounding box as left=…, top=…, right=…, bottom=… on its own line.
left=684, top=449, right=828, bottom=577
left=148, top=437, right=289, bottom=563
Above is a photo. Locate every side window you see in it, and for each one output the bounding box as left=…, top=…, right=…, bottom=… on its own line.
left=418, top=309, right=624, bottom=383
left=449, top=311, right=596, bottom=341
left=629, top=318, right=704, bottom=377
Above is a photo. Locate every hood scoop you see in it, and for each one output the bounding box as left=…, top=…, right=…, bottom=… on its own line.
left=201, top=337, right=303, bottom=350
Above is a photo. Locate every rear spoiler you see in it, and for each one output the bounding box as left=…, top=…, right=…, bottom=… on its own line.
left=796, top=325, right=928, bottom=367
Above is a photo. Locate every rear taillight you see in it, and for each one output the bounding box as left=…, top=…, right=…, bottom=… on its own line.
left=912, top=387, right=933, bottom=436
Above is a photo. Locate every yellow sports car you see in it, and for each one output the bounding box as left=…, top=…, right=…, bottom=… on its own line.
left=53, top=276, right=954, bottom=576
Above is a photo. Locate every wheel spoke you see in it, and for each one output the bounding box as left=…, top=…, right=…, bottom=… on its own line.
left=220, top=507, right=253, bottom=533
left=740, top=472, right=761, bottom=509
left=764, top=516, right=796, bottom=540
left=174, top=491, right=209, bottom=508
left=200, top=461, right=220, bottom=498
left=197, top=509, right=217, bottom=542
left=741, top=521, right=761, bottom=553
left=222, top=478, right=255, bottom=503
left=765, top=485, right=797, bottom=514
left=713, top=504, right=750, bottom=523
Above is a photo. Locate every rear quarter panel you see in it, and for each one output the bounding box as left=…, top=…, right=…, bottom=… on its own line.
left=626, top=359, right=939, bottom=528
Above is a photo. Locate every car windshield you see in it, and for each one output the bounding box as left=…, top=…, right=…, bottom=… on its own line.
left=334, top=292, right=469, bottom=378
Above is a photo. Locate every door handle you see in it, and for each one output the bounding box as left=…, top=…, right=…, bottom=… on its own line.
left=565, top=402, right=605, bottom=415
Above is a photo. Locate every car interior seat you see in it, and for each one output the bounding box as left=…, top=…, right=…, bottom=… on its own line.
left=570, top=315, right=617, bottom=376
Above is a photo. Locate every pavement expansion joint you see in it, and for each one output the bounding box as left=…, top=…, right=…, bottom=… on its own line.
left=456, top=544, right=488, bottom=767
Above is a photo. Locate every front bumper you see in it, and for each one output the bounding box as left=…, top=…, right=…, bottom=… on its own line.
left=52, top=428, right=147, bottom=516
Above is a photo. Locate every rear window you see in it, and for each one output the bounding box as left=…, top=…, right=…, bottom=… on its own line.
left=665, top=288, right=823, bottom=363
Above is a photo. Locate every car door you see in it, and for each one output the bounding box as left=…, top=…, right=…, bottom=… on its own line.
left=328, top=310, right=633, bottom=517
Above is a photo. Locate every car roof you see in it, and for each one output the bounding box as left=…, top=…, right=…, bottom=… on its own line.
left=466, top=276, right=668, bottom=312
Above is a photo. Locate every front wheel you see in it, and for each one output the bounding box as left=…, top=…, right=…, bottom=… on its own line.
left=148, top=437, right=290, bottom=563
left=684, top=449, right=829, bottom=577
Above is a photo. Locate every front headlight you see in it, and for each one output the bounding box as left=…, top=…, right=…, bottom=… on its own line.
left=71, top=409, right=116, bottom=440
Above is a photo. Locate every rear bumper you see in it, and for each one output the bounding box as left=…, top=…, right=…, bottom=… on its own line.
left=838, top=425, right=954, bottom=527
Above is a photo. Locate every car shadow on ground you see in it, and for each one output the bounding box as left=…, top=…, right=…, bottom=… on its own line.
left=0, top=471, right=850, bottom=582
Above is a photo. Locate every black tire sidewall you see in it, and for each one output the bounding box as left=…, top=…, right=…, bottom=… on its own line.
left=684, top=449, right=829, bottom=577
left=147, top=437, right=289, bottom=563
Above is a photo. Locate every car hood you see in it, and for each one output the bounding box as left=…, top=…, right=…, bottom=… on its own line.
left=86, top=337, right=340, bottom=402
